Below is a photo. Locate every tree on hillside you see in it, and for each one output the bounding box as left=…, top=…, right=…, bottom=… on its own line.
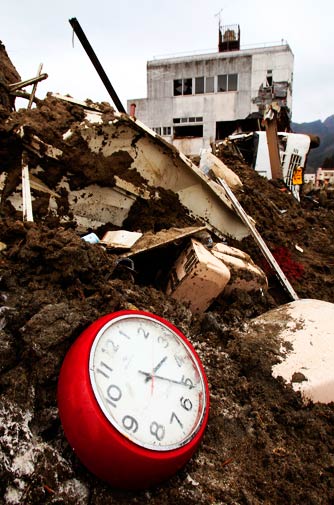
left=322, top=154, right=334, bottom=168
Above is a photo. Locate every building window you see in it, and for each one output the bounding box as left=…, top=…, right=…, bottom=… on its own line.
left=218, top=73, right=238, bottom=92
left=163, top=126, right=171, bottom=135
left=218, top=74, right=227, bottom=92
left=206, top=76, right=214, bottom=93
left=183, top=78, right=192, bottom=95
left=174, top=125, right=203, bottom=138
left=195, top=76, right=214, bottom=94
left=228, top=74, right=238, bottom=91
left=152, top=127, right=161, bottom=134
left=173, top=79, right=183, bottom=96
left=266, top=69, right=273, bottom=87
left=173, top=117, right=203, bottom=124
left=173, top=78, right=193, bottom=96
left=195, top=77, right=204, bottom=94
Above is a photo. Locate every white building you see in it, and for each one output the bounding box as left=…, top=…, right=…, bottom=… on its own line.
left=128, top=25, right=294, bottom=156
left=315, top=167, right=334, bottom=186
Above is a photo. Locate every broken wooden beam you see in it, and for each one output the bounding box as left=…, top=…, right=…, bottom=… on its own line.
left=264, top=103, right=283, bottom=180
left=8, top=73, right=48, bottom=92
left=28, top=63, right=43, bottom=109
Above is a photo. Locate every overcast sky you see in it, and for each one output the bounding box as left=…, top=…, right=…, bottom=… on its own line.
left=2, top=0, right=333, bottom=124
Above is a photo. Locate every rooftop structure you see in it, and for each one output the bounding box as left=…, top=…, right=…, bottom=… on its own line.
left=127, top=25, right=294, bottom=155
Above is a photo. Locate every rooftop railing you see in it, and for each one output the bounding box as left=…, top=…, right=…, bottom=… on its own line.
left=152, top=40, right=288, bottom=60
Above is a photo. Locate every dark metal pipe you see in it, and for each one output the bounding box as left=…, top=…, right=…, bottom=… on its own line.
left=69, top=17, right=126, bottom=113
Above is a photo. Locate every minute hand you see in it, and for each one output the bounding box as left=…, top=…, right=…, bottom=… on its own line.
left=138, top=370, right=194, bottom=388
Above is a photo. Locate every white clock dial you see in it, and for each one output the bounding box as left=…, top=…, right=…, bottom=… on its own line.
left=89, top=314, right=207, bottom=451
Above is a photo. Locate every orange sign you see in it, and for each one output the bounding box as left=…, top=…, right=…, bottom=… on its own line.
left=292, top=166, right=303, bottom=185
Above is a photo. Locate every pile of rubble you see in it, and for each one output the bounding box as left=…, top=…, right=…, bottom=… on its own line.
left=1, top=42, right=334, bottom=504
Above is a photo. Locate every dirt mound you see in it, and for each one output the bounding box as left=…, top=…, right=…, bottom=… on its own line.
left=217, top=147, right=334, bottom=305
left=1, top=57, right=334, bottom=503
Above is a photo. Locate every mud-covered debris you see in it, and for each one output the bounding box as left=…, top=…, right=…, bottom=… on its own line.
left=0, top=44, right=334, bottom=504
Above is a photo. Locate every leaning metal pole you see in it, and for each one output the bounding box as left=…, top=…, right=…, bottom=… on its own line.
left=215, top=175, right=299, bottom=301
left=69, top=17, right=126, bottom=113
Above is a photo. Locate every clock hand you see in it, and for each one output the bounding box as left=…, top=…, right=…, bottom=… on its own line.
left=145, top=356, right=168, bottom=383
left=138, top=370, right=193, bottom=388
left=153, top=355, right=167, bottom=373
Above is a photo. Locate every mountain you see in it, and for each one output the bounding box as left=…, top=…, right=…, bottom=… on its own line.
left=292, top=115, right=334, bottom=172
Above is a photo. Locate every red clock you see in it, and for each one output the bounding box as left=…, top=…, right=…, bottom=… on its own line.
left=57, top=310, right=210, bottom=489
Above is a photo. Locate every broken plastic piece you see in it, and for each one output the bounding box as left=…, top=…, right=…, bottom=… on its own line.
left=82, top=233, right=100, bottom=244
left=200, top=149, right=243, bottom=189
left=166, top=239, right=231, bottom=313
left=101, top=230, right=143, bottom=249
left=211, top=243, right=268, bottom=293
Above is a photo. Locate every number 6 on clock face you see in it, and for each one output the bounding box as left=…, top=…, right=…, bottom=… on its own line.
left=90, top=313, right=207, bottom=450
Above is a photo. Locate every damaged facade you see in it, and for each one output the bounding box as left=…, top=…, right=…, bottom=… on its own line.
left=128, top=25, right=293, bottom=155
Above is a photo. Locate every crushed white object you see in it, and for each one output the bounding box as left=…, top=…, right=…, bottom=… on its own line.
left=211, top=243, right=268, bottom=293
left=101, top=230, right=143, bottom=249
left=166, top=239, right=231, bottom=313
left=200, top=149, right=243, bottom=189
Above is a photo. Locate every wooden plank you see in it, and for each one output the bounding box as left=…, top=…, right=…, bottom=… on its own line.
left=122, top=226, right=207, bottom=257
left=264, top=107, right=283, bottom=180
left=28, top=63, right=43, bottom=109
left=22, top=154, right=33, bottom=222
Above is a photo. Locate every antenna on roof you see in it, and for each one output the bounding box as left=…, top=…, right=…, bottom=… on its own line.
left=215, top=8, right=224, bottom=52
left=214, top=8, right=223, bottom=29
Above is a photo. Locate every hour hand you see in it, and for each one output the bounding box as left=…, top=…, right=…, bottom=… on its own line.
left=141, top=356, right=168, bottom=383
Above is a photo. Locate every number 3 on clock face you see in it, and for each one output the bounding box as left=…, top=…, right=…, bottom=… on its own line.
left=90, top=313, right=207, bottom=450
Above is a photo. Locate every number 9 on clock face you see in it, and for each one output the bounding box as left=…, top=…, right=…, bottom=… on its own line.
left=89, top=313, right=207, bottom=450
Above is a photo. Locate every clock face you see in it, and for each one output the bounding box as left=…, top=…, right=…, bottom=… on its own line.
left=89, top=313, right=207, bottom=451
